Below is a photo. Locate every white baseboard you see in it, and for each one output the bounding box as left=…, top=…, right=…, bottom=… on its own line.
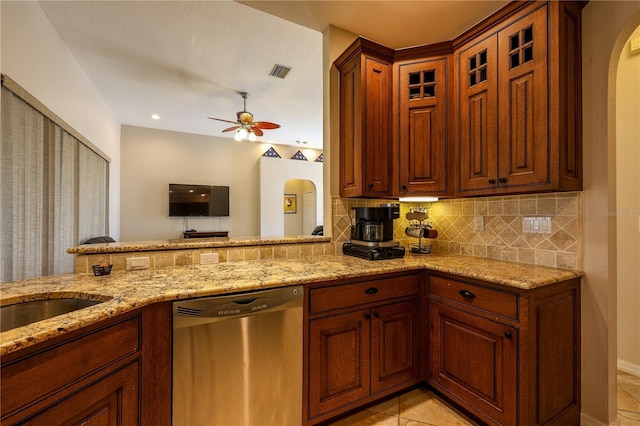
left=580, top=412, right=619, bottom=426
left=617, top=358, right=640, bottom=376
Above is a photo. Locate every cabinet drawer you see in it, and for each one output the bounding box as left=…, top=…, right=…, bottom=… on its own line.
left=1, top=315, right=140, bottom=416
left=310, top=274, right=420, bottom=313
left=429, top=275, right=518, bottom=320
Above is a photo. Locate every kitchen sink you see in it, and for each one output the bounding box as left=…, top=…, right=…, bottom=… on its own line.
left=1, top=297, right=110, bottom=332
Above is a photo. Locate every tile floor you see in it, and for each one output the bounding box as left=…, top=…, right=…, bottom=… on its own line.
left=330, top=371, right=640, bottom=425
left=328, top=387, right=477, bottom=426
left=618, top=370, right=640, bottom=426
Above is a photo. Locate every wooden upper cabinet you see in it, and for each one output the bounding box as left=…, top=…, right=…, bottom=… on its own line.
left=456, top=36, right=498, bottom=194
left=456, top=2, right=583, bottom=196
left=397, top=57, right=450, bottom=195
left=335, top=1, right=583, bottom=199
left=336, top=38, right=394, bottom=198
left=497, top=6, right=549, bottom=189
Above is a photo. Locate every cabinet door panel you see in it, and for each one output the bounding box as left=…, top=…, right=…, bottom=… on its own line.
left=456, top=36, right=498, bottom=194
left=371, top=300, right=420, bottom=393
left=429, top=301, right=517, bottom=425
left=308, top=310, right=371, bottom=418
left=20, top=362, right=139, bottom=426
left=339, top=58, right=362, bottom=197
left=363, top=57, right=393, bottom=196
left=497, top=6, right=548, bottom=188
left=399, top=59, right=448, bottom=194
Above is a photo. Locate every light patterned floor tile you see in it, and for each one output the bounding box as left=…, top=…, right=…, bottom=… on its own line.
left=327, top=371, right=640, bottom=426
left=368, top=396, right=400, bottom=417
left=328, top=409, right=399, bottom=426
left=398, top=389, right=475, bottom=426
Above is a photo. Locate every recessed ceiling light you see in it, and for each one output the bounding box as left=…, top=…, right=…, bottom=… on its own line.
left=151, top=114, right=160, bottom=120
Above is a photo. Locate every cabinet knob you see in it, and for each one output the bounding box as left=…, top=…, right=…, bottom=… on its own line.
left=365, top=313, right=371, bottom=319
left=499, top=177, right=507, bottom=183
left=504, top=331, right=512, bottom=339
left=373, top=312, right=380, bottom=318
left=402, top=185, right=408, bottom=190
left=365, top=287, right=379, bottom=294
left=458, top=290, right=477, bottom=299
left=368, top=183, right=374, bottom=188
left=488, top=179, right=496, bottom=185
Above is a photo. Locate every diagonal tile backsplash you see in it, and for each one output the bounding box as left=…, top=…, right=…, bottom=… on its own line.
left=333, top=192, right=583, bottom=270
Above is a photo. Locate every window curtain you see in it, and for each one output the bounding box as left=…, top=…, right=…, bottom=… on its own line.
left=1, top=81, right=109, bottom=282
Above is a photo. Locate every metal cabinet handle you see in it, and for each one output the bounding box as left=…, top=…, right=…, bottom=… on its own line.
left=365, top=287, right=379, bottom=294
left=488, top=179, right=496, bottom=184
left=368, top=183, right=374, bottom=188
left=373, top=312, right=380, bottom=318
left=459, top=290, right=476, bottom=299
left=504, top=331, right=512, bottom=339
left=499, top=177, right=507, bottom=183
left=365, top=313, right=371, bottom=319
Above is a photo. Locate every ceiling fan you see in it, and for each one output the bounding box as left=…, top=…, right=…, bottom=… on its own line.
left=208, top=92, right=280, bottom=141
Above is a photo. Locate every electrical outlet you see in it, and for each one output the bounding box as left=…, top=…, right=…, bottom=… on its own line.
left=200, top=253, right=219, bottom=265
left=523, top=217, right=552, bottom=234
left=126, top=257, right=149, bottom=270
left=474, top=216, right=484, bottom=231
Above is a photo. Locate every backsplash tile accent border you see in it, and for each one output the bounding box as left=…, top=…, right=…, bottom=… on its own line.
left=333, top=192, right=583, bottom=270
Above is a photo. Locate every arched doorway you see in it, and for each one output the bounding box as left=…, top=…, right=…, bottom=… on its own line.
left=581, top=4, right=640, bottom=423
left=615, top=24, right=640, bottom=423
left=283, top=179, right=318, bottom=236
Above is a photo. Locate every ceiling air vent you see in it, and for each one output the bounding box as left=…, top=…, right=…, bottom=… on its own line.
left=269, top=64, right=292, bottom=79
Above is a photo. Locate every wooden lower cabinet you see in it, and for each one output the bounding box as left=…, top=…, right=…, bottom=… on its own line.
left=0, top=303, right=172, bottom=426
left=305, top=273, right=422, bottom=425
left=19, top=361, right=140, bottom=426
left=428, top=272, right=581, bottom=425
left=308, top=309, right=371, bottom=417
left=429, top=301, right=518, bottom=425
left=371, top=300, right=420, bottom=394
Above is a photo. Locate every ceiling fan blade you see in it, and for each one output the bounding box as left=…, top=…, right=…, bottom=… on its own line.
left=253, top=121, right=281, bottom=130
left=208, top=117, right=238, bottom=125
left=222, top=126, right=240, bottom=132
left=252, top=128, right=264, bottom=137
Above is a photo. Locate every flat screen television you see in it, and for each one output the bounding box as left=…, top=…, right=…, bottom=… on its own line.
left=169, top=184, right=229, bottom=217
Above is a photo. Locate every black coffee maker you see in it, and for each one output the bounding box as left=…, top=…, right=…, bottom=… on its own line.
left=343, top=204, right=405, bottom=260
left=350, top=205, right=399, bottom=242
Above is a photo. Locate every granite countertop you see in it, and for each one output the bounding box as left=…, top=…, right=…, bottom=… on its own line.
left=0, top=253, right=583, bottom=356
left=67, top=235, right=331, bottom=254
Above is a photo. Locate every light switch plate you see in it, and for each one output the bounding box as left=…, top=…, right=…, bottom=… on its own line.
left=523, top=217, right=552, bottom=234
left=126, top=257, right=150, bottom=270
left=474, top=216, right=484, bottom=231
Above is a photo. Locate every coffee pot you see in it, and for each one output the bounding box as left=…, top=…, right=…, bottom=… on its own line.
left=351, top=220, right=384, bottom=242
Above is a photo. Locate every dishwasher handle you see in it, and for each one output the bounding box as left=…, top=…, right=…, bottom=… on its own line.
left=173, top=286, right=303, bottom=327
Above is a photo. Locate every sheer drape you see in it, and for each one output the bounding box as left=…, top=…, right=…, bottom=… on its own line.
left=1, top=83, right=109, bottom=282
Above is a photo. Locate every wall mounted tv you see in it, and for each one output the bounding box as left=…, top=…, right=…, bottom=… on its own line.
left=169, top=184, right=229, bottom=217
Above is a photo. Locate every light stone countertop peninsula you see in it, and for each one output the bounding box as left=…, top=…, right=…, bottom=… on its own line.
left=0, top=252, right=583, bottom=356
left=66, top=235, right=331, bottom=254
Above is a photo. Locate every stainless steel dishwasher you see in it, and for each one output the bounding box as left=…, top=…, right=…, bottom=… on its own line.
left=172, top=285, right=303, bottom=426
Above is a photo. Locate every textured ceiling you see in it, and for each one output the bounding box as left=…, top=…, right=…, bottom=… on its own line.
left=38, top=1, right=508, bottom=149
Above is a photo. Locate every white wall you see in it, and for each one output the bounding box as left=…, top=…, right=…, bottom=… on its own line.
left=0, top=1, right=121, bottom=239
left=121, top=126, right=323, bottom=240
left=616, top=26, right=640, bottom=375
left=260, top=157, right=323, bottom=237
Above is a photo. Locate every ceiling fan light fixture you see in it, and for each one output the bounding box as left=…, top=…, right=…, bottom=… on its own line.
left=248, top=131, right=257, bottom=142
left=233, top=128, right=248, bottom=142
